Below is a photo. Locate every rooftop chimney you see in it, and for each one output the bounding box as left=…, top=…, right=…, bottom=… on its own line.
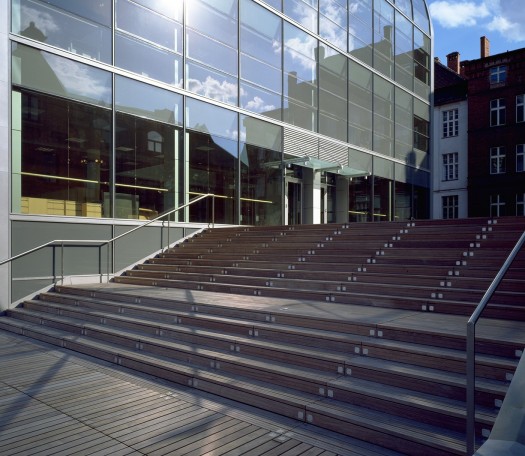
left=447, top=51, right=460, bottom=74
left=481, top=36, right=490, bottom=58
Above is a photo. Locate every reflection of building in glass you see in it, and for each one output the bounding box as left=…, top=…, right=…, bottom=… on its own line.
left=5, top=0, right=432, bottom=226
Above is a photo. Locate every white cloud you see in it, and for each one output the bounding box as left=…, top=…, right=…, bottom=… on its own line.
left=187, top=76, right=238, bottom=105
left=430, top=0, right=525, bottom=42
left=486, top=0, right=525, bottom=41
left=245, top=96, right=276, bottom=113
left=429, top=1, right=490, bottom=28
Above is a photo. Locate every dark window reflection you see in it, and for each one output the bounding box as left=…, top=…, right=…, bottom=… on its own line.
left=188, top=131, right=237, bottom=225
left=15, top=89, right=111, bottom=217
left=115, top=112, right=179, bottom=219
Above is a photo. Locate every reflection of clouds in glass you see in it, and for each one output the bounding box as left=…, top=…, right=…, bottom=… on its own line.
left=320, top=17, right=347, bottom=52
left=44, top=53, right=111, bottom=103
left=285, top=37, right=317, bottom=73
left=188, top=76, right=237, bottom=105
left=21, top=5, right=59, bottom=36
left=245, top=96, right=277, bottom=113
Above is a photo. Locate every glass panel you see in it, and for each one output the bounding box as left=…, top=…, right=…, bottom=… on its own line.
left=116, top=0, right=182, bottom=52
left=395, top=11, right=413, bottom=90
left=241, top=54, right=281, bottom=93
left=186, top=0, right=238, bottom=48
left=284, top=97, right=317, bottom=132
left=412, top=0, right=430, bottom=33
left=186, top=61, right=238, bottom=106
left=13, top=0, right=112, bottom=63
left=115, top=112, right=179, bottom=219
left=241, top=82, right=282, bottom=119
left=13, top=89, right=111, bottom=217
left=349, top=0, right=373, bottom=65
left=12, top=43, right=112, bottom=108
left=116, top=76, right=182, bottom=126
left=349, top=176, right=370, bottom=222
left=395, top=0, right=412, bottom=18
left=284, top=0, right=318, bottom=33
left=260, top=0, right=282, bottom=9
left=395, top=87, right=413, bottom=161
left=132, top=0, right=183, bottom=21
left=187, top=29, right=238, bottom=76
left=374, top=0, right=394, bottom=78
left=283, top=22, right=317, bottom=82
left=348, top=60, right=372, bottom=149
left=115, top=33, right=182, bottom=87
left=240, top=0, right=282, bottom=68
left=373, top=75, right=394, bottom=156
left=240, top=116, right=283, bottom=225
left=319, top=15, right=347, bottom=52
left=186, top=101, right=238, bottom=225
left=319, top=44, right=347, bottom=141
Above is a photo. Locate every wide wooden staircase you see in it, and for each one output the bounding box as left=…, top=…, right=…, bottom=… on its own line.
left=1, top=217, right=524, bottom=455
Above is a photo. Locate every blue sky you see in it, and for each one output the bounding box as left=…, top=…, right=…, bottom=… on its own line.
left=428, top=0, right=525, bottom=62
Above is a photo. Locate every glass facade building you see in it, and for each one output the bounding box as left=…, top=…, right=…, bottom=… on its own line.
left=5, top=0, right=432, bottom=227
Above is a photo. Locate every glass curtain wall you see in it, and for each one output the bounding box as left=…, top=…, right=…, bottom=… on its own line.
left=10, top=0, right=433, bottom=225
left=12, top=44, right=112, bottom=217
left=115, top=77, right=182, bottom=219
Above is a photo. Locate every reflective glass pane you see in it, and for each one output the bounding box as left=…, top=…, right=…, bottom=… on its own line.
left=186, top=98, right=239, bottom=142
left=395, top=12, right=413, bottom=89
left=12, top=43, right=112, bottom=108
left=33, top=0, right=111, bottom=25
left=284, top=0, right=318, bottom=33
left=241, top=115, right=283, bottom=226
left=187, top=29, right=237, bottom=76
left=349, top=0, right=373, bottom=65
left=240, top=0, right=282, bottom=68
left=13, top=0, right=112, bottom=63
left=115, top=33, right=182, bottom=87
left=115, top=112, right=179, bottom=219
left=283, top=97, right=317, bottom=132
left=116, top=0, right=182, bottom=52
left=348, top=61, right=372, bottom=149
left=241, top=54, right=281, bottom=93
left=132, top=0, right=183, bottom=21
left=12, top=89, right=111, bottom=217
left=374, top=76, right=394, bottom=156
left=284, top=22, right=317, bottom=82
left=320, top=0, right=347, bottom=28
left=319, top=16, right=347, bottom=52
left=412, top=0, right=430, bottom=33
left=241, top=82, right=282, bottom=119
left=186, top=0, right=238, bottom=48
left=115, top=76, right=182, bottom=126
left=395, top=0, right=412, bottom=18
left=186, top=61, right=238, bottom=106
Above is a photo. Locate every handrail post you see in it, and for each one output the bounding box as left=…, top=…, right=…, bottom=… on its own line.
left=466, top=322, right=476, bottom=456
left=212, top=194, right=215, bottom=228
left=61, top=242, right=64, bottom=284
left=167, top=215, right=170, bottom=251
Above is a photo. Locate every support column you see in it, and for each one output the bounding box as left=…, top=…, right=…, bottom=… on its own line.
left=335, top=176, right=349, bottom=223
left=1, top=2, right=10, bottom=311
left=302, top=167, right=322, bottom=224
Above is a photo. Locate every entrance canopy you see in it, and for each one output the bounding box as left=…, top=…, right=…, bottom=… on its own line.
left=282, top=156, right=370, bottom=178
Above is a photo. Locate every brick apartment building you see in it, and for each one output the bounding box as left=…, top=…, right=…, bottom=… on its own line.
left=437, top=37, right=525, bottom=218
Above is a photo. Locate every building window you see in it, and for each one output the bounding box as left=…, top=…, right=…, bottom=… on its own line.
left=517, top=95, right=524, bottom=123
left=517, top=144, right=525, bottom=172
left=490, top=147, right=506, bottom=174
left=490, top=65, right=507, bottom=84
left=442, top=195, right=458, bottom=219
left=490, top=194, right=506, bottom=217
left=442, top=109, right=458, bottom=137
left=442, top=152, right=459, bottom=181
left=490, top=99, right=506, bottom=126
left=517, top=194, right=525, bottom=216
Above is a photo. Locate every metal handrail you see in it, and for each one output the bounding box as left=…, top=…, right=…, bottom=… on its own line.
left=466, top=229, right=525, bottom=456
left=1, top=193, right=216, bottom=283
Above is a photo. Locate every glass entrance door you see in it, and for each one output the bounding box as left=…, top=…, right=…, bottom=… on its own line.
left=286, top=178, right=302, bottom=225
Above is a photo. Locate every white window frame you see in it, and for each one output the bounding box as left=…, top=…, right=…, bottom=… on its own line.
left=442, top=195, right=458, bottom=219
left=517, top=94, right=524, bottom=123
left=490, top=98, right=506, bottom=126
left=517, top=193, right=525, bottom=216
left=490, top=147, right=506, bottom=174
left=442, top=109, right=458, bottom=137
left=490, top=65, right=506, bottom=84
left=490, top=194, right=505, bottom=217
left=517, top=144, right=525, bottom=173
left=442, top=152, right=459, bottom=181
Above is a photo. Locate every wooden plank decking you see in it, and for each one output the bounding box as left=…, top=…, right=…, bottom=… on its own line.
left=0, top=328, right=403, bottom=456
